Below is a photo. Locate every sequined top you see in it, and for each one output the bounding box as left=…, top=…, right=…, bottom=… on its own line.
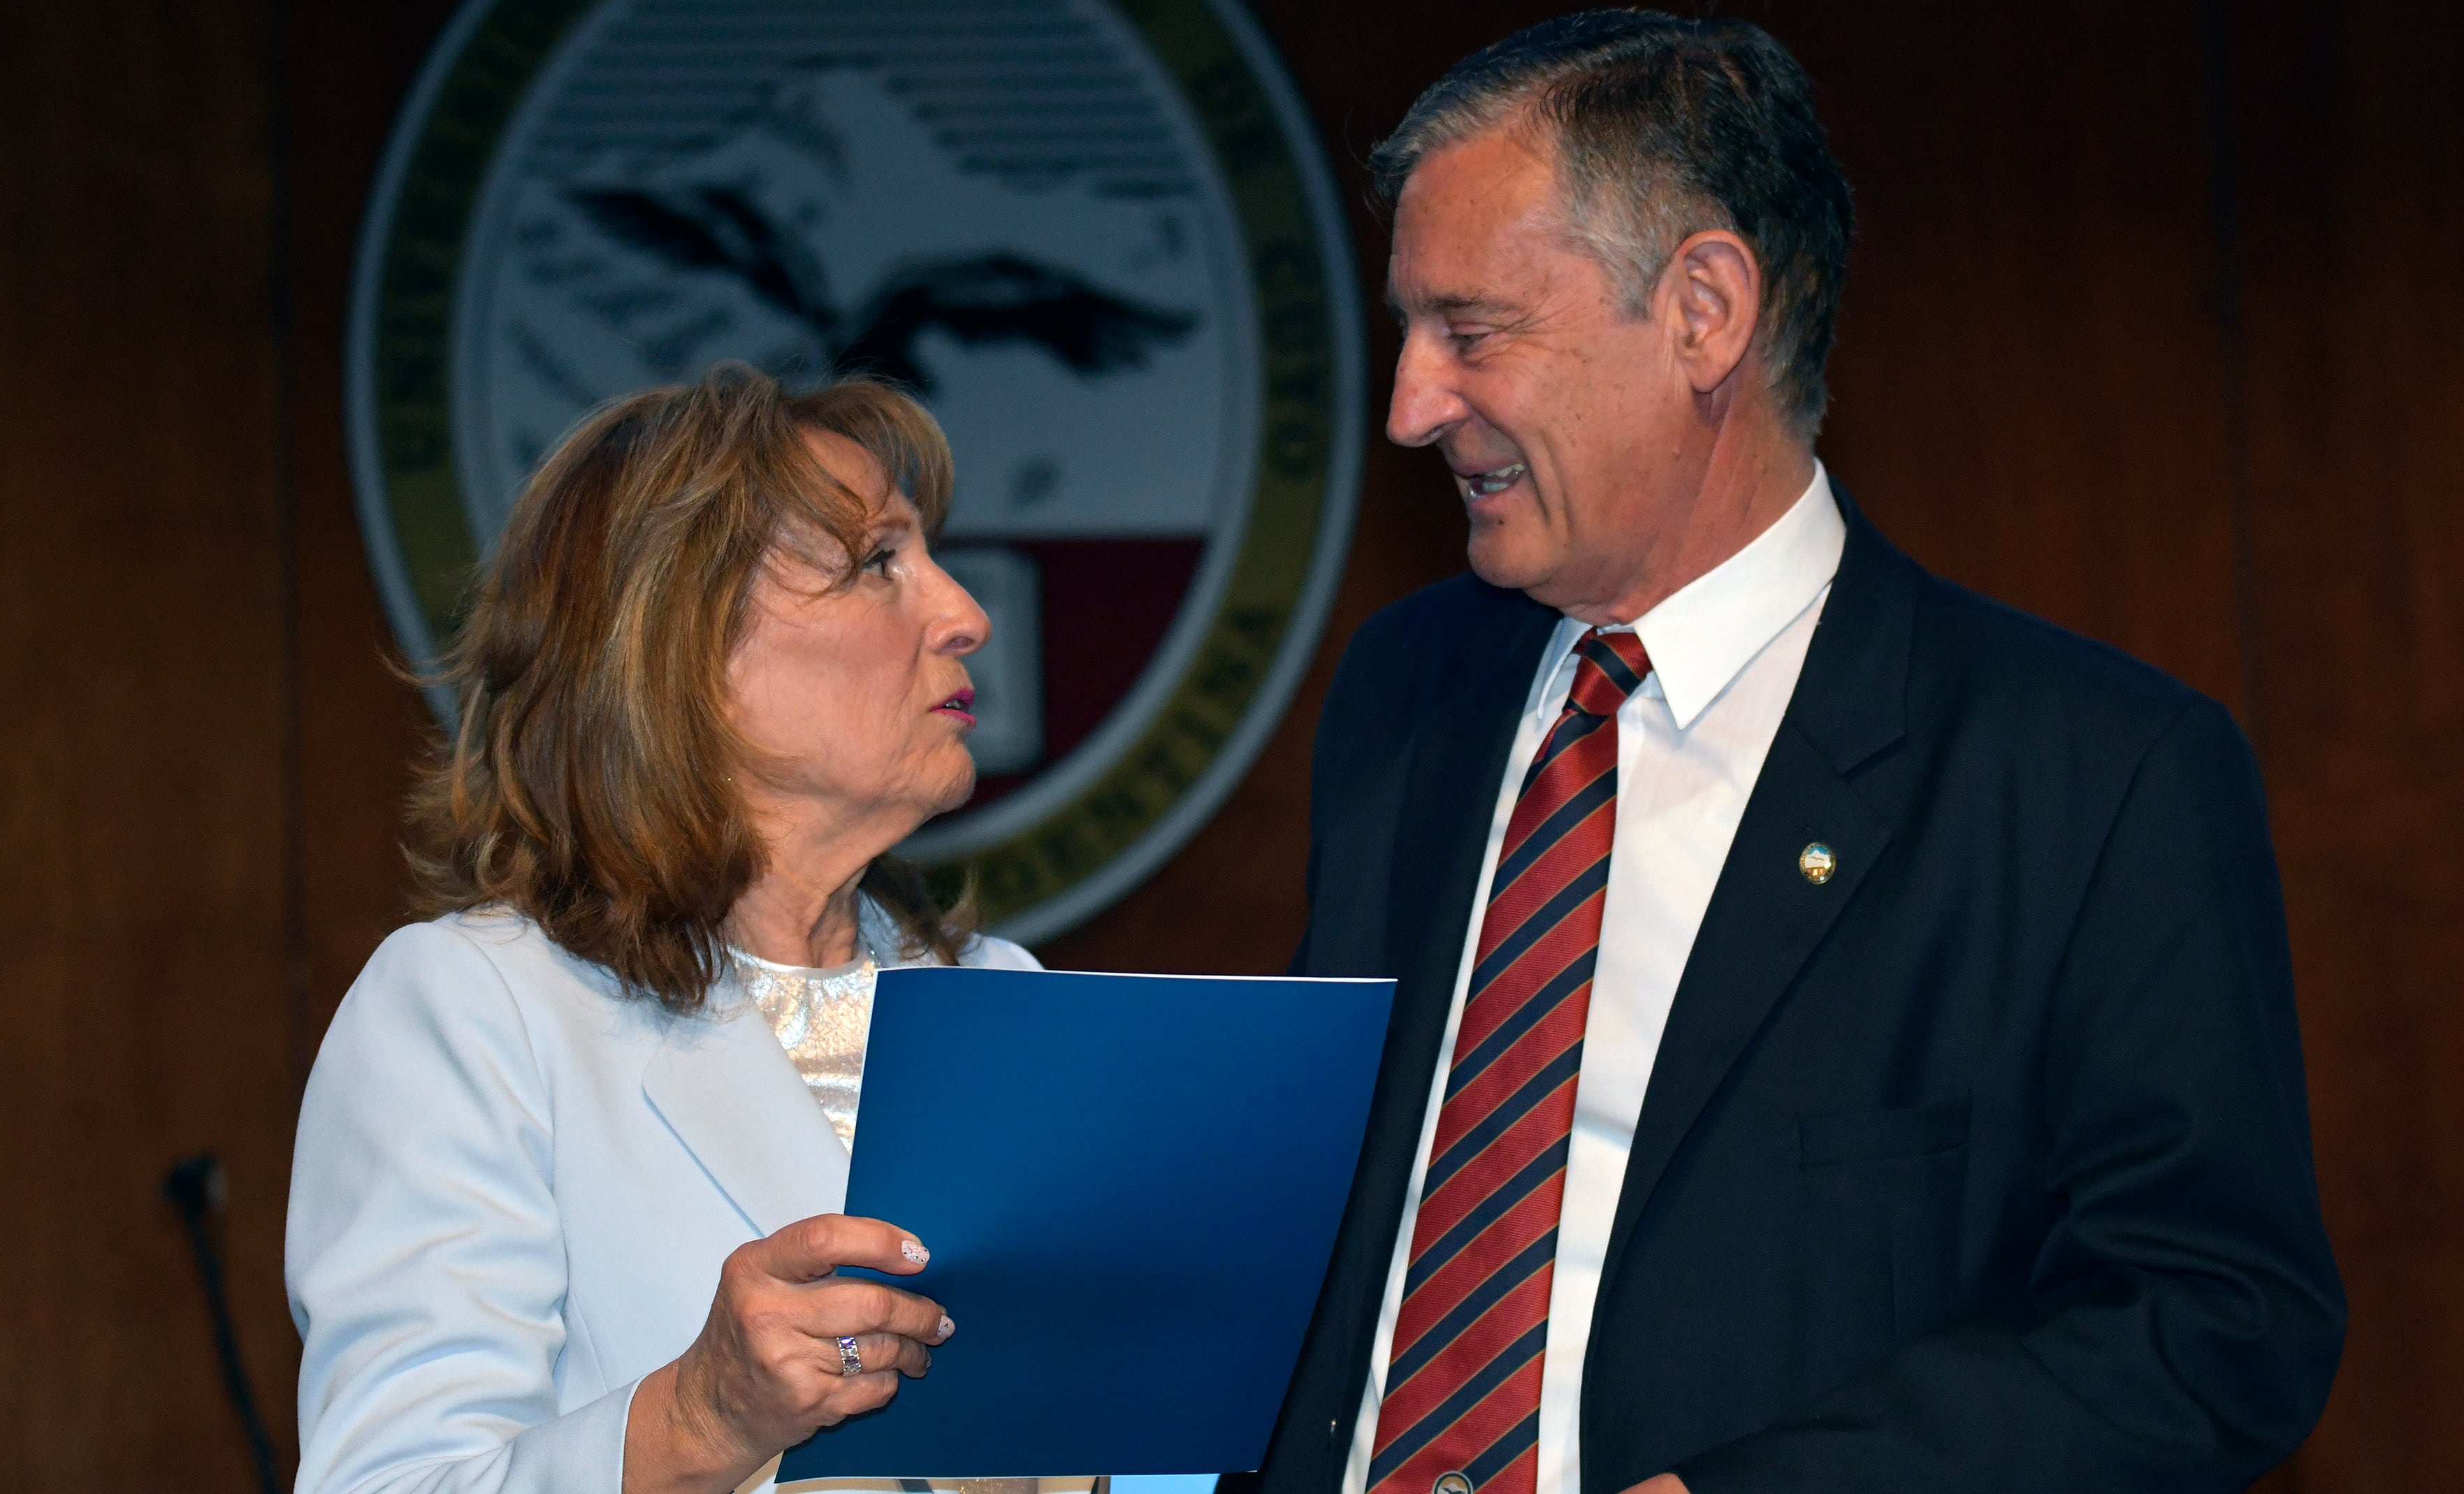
left=732, top=946, right=878, bottom=1147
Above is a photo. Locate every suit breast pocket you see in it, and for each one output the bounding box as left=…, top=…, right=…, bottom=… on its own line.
left=1795, top=1092, right=1973, bottom=1343
left=1797, top=1092, right=1972, bottom=1167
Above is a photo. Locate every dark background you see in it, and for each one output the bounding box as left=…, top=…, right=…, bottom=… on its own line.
left=3, top=0, right=2456, bottom=1486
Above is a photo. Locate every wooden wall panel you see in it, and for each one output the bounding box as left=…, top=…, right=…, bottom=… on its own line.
left=2228, top=2, right=2464, bottom=1486
left=0, top=0, right=296, bottom=1483
left=1782, top=0, right=2252, bottom=711
left=280, top=0, right=462, bottom=1062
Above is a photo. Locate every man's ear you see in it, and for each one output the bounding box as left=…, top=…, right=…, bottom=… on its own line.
left=1656, top=229, right=1762, bottom=396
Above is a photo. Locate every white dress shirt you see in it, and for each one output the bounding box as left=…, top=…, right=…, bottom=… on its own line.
left=1342, top=468, right=1847, bottom=1494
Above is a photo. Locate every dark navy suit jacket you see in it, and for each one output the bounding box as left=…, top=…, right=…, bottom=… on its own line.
left=1247, top=493, right=2343, bottom=1493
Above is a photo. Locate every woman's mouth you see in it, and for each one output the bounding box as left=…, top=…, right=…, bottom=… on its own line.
left=934, top=688, right=977, bottom=727
left=1464, top=462, right=1528, bottom=498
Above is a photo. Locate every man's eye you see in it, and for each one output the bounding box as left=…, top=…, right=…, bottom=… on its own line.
left=1449, top=328, right=1491, bottom=353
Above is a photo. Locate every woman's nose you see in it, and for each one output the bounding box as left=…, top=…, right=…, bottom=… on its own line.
left=932, top=564, right=990, bottom=656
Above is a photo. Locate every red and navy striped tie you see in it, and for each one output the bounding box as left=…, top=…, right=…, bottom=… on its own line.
left=1368, top=628, right=1651, bottom=1494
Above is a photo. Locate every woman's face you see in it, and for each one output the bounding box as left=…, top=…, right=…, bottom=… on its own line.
left=726, top=432, right=989, bottom=848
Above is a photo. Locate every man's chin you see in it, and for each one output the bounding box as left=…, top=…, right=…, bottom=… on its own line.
left=1465, top=529, right=1560, bottom=597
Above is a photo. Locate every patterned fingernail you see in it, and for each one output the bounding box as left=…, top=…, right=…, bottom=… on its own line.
left=901, top=1239, right=929, bottom=1266
left=936, top=1314, right=956, bottom=1342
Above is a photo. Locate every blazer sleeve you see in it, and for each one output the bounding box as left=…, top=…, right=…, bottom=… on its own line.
left=1676, top=699, right=2345, bottom=1493
left=1291, top=600, right=1415, bottom=976
left=287, top=921, right=637, bottom=1494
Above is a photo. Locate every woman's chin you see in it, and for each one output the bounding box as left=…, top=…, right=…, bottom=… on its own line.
left=931, top=760, right=979, bottom=817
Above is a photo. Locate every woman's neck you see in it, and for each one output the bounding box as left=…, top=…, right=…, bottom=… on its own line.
left=727, top=790, right=906, bottom=967
left=727, top=869, right=869, bottom=969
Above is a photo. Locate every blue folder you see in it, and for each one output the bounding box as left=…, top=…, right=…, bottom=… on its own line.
left=776, top=965, right=1396, bottom=1482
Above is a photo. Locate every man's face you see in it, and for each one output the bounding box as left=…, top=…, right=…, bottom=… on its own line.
left=1387, top=127, right=1693, bottom=615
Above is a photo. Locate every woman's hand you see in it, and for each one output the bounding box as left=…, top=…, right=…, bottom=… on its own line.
left=624, top=1214, right=955, bottom=1494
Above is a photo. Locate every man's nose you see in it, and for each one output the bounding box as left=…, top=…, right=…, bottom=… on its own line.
left=1386, top=329, right=1466, bottom=448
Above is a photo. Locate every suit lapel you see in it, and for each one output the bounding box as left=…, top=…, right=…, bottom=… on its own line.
left=1594, top=495, right=1918, bottom=1291
left=643, top=992, right=850, bottom=1238
left=1313, top=599, right=1560, bottom=1388
left=1384, top=609, right=1560, bottom=1003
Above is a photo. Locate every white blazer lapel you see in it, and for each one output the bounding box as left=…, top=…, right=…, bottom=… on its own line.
left=642, top=996, right=850, bottom=1238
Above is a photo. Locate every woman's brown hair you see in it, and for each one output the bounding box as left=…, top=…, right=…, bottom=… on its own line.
left=406, top=363, right=974, bottom=1010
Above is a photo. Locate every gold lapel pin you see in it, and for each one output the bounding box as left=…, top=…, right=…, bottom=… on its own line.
left=1799, top=842, right=1837, bottom=884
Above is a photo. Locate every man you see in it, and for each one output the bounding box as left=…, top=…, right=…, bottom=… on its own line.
left=1253, top=13, right=2343, bottom=1494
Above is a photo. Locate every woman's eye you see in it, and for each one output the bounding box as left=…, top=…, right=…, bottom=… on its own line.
left=861, top=546, right=896, bottom=576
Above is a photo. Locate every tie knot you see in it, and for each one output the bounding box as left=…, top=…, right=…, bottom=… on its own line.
left=1566, top=628, right=1651, bottom=717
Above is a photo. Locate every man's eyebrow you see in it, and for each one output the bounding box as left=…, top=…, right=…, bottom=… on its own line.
left=1385, top=287, right=1516, bottom=321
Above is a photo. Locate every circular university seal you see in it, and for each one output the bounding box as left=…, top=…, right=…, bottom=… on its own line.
left=348, top=0, right=1364, bottom=942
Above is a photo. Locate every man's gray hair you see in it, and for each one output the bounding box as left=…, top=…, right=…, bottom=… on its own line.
left=1369, top=10, right=1855, bottom=438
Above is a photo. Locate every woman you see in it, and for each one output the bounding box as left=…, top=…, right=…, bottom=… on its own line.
left=289, top=366, right=1043, bottom=1494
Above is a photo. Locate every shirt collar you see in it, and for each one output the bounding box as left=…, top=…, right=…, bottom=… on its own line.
left=1543, top=463, right=1846, bottom=731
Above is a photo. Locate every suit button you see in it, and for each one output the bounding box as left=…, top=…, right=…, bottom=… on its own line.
left=1799, top=841, right=1837, bottom=883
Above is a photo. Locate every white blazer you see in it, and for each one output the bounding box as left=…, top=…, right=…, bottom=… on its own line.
left=287, top=906, right=1039, bottom=1494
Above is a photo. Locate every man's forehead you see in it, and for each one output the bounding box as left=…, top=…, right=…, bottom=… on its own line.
left=1386, top=219, right=1561, bottom=325
left=1386, top=126, right=1568, bottom=314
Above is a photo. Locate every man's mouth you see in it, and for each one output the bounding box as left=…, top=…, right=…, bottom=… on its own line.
left=934, top=688, right=976, bottom=725
left=1462, top=462, right=1528, bottom=498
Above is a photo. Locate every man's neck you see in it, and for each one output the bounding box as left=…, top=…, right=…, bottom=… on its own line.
left=1557, top=437, right=1817, bottom=628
